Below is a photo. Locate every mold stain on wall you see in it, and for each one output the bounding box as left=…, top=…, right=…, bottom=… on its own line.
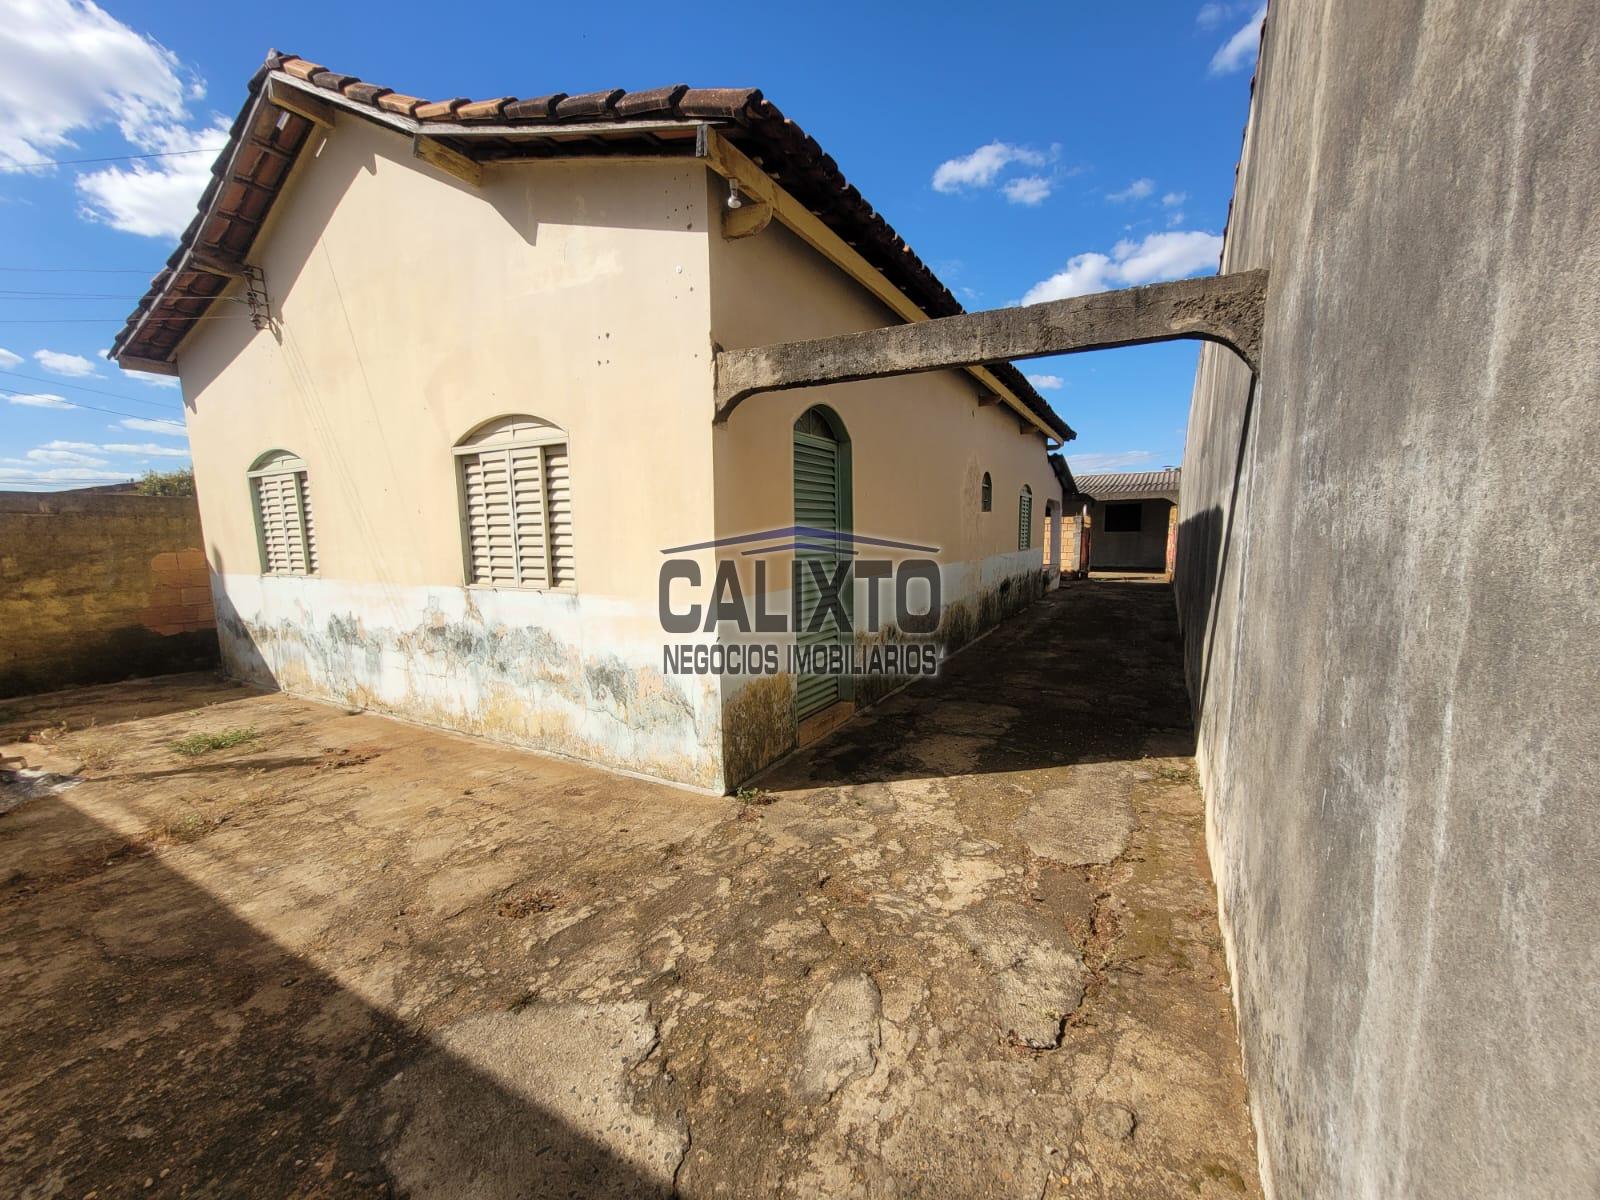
left=214, top=578, right=723, bottom=791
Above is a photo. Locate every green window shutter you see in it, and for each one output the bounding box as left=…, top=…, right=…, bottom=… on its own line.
left=794, top=429, right=842, bottom=720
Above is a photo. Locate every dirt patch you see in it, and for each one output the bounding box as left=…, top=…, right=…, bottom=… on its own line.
left=0, top=582, right=1259, bottom=1198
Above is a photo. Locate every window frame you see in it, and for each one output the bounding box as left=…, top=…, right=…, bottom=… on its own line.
left=1103, top=501, right=1143, bottom=533
left=1018, top=484, right=1033, bottom=551
left=981, top=471, right=993, bottom=512
left=247, top=450, right=317, bottom=577
left=453, top=418, right=574, bottom=593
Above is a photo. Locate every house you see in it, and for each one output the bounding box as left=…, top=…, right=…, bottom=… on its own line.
left=1048, top=454, right=1091, bottom=578
left=110, top=53, right=1075, bottom=793
left=1073, top=468, right=1180, bottom=575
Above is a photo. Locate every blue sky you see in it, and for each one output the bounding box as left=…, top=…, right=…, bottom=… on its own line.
left=0, top=0, right=1264, bottom=489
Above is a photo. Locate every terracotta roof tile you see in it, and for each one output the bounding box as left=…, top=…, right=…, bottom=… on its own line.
left=108, top=51, right=1071, bottom=439
left=456, top=96, right=514, bottom=121
left=614, top=84, right=688, bottom=117
left=280, top=58, right=323, bottom=81
left=377, top=92, right=424, bottom=116
left=309, top=70, right=357, bottom=92
left=503, top=93, right=566, bottom=120
left=677, top=87, right=762, bottom=119
left=413, top=97, right=468, bottom=121
left=555, top=89, right=624, bottom=119
left=342, top=82, right=392, bottom=105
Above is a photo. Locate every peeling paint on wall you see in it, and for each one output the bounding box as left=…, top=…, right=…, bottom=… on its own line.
left=214, top=574, right=723, bottom=790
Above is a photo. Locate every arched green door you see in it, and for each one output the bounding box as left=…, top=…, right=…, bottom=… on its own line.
left=793, top=407, right=851, bottom=720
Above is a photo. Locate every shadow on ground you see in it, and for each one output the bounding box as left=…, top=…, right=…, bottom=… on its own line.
left=1, top=577, right=1258, bottom=1199
left=759, top=577, right=1194, bottom=793
left=1, top=799, right=680, bottom=1198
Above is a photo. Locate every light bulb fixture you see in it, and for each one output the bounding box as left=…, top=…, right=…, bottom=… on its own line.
left=726, top=180, right=744, bottom=210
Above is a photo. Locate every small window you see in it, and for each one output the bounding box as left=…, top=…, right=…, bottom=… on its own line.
left=249, top=450, right=318, bottom=575
left=455, top=415, right=574, bottom=590
left=1018, top=485, right=1033, bottom=550
left=981, top=472, right=992, bottom=512
left=1104, top=502, right=1142, bottom=533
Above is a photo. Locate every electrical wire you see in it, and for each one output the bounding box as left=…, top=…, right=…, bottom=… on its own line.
left=0, top=371, right=183, bottom=410
left=1, top=386, right=186, bottom=427
left=5, top=147, right=226, bottom=170
left=0, top=313, right=252, bottom=325
left=0, top=267, right=156, bottom=274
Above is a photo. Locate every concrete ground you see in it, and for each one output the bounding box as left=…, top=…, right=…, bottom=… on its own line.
left=0, top=579, right=1259, bottom=1199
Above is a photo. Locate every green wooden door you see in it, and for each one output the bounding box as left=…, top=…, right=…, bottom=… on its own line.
left=794, top=426, right=843, bottom=719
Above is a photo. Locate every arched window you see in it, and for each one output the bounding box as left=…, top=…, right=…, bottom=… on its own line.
left=981, top=471, right=993, bottom=512
left=248, top=450, right=317, bottom=575
left=1018, top=485, right=1033, bottom=551
left=455, top=416, right=574, bottom=590
left=793, top=405, right=852, bottom=719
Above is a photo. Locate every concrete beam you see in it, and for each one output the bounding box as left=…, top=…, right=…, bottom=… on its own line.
left=713, top=269, right=1267, bottom=422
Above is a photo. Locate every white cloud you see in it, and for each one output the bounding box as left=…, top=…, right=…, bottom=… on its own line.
left=27, top=447, right=107, bottom=466
left=1168, top=210, right=1187, bottom=227
left=0, top=348, right=20, bottom=368
left=77, top=115, right=231, bottom=238
left=116, top=415, right=186, bottom=436
left=0, top=466, right=129, bottom=484
left=33, top=348, right=98, bottom=377
left=1197, top=1, right=1253, bottom=28
left=1003, top=176, right=1052, bottom=206
left=0, top=0, right=224, bottom=238
left=133, top=372, right=180, bottom=389
left=0, top=0, right=191, bottom=168
left=1026, top=374, right=1065, bottom=390
left=1210, top=5, right=1267, bottom=75
left=933, top=141, right=1048, bottom=193
left=1161, top=191, right=1187, bottom=207
left=102, top=441, right=188, bottom=457
left=1107, top=178, right=1155, bottom=203
left=6, top=392, right=76, bottom=408
left=40, top=439, right=99, bottom=451
left=1020, top=230, right=1225, bottom=305
left=1069, top=450, right=1157, bottom=473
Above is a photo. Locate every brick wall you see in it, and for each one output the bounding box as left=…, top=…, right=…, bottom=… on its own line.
left=0, top=492, right=219, bottom=697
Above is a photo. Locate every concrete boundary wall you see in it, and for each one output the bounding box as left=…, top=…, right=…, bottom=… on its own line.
left=1176, top=2, right=1600, bottom=1196
left=0, top=492, right=218, bottom=697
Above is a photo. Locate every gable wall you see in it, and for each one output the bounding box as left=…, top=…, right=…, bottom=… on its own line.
left=174, top=114, right=727, bottom=788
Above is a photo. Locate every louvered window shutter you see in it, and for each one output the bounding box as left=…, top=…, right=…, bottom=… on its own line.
left=251, top=454, right=317, bottom=575
left=1018, top=489, right=1033, bottom=550
left=458, top=423, right=574, bottom=590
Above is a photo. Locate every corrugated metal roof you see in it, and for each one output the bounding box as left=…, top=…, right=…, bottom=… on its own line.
left=1073, top=468, right=1181, bottom=499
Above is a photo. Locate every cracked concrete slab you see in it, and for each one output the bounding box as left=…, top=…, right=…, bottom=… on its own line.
left=371, top=1002, right=684, bottom=1200
left=1014, top=762, right=1138, bottom=866
left=0, top=579, right=1260, bottom=1198
left=794, top=972, right=881, bottom=1101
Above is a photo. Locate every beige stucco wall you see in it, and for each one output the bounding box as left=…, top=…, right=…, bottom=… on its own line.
left=174, top=113, right=726, bottom=788
left=706, top=190, right=1063, bottom=780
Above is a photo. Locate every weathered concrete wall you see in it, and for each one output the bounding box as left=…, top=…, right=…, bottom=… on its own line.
left=0, top=492, right=217, bottom=696
left=1176, top=2, right=1600, bottom=1196
left=707, top=205, right=1063, bottom=781
left=175, top=114, right=725, bottom=789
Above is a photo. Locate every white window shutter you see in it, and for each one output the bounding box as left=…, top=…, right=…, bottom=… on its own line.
left=458, top=425, right=575, bottom=591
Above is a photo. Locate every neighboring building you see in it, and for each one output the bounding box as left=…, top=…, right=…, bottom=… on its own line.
left=1048, top=454, right=1090, bottom=578
left=110, top=53, right=1073, bottom=793
left=1074, top=468, right=1180, bottom=574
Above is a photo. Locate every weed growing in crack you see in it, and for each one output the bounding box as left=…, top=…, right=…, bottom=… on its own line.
left=171, top=727, right=258, bottom=757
